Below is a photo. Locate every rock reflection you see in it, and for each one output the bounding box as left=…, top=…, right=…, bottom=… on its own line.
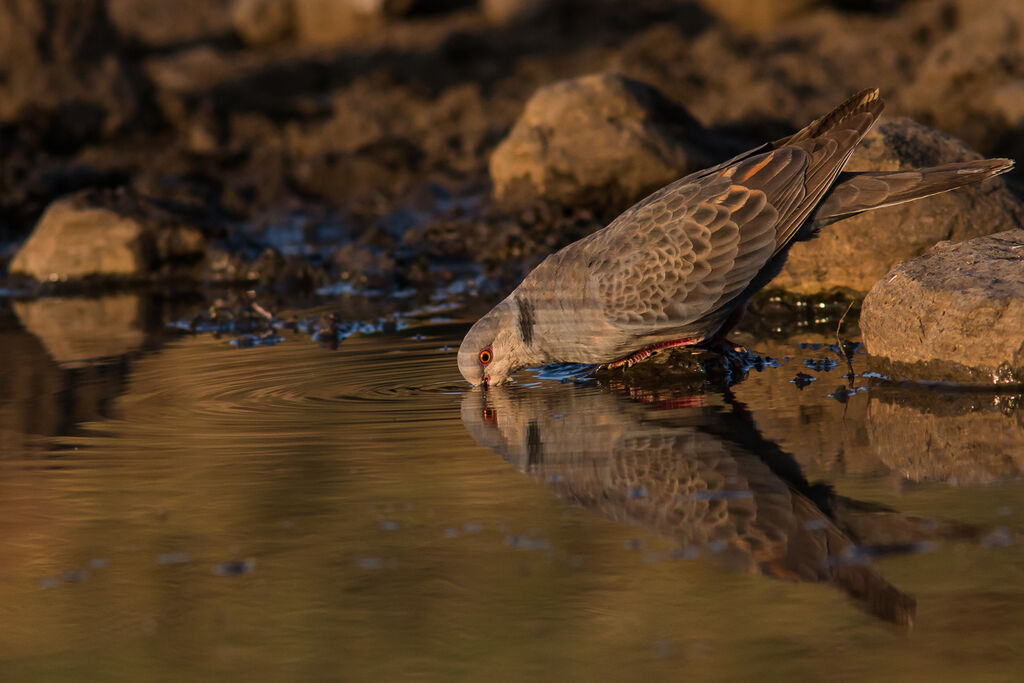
left=12, top=294, right=146, bottom=367
left=867, top=385, right=1024, bottom=485
left=462, top=385, right=923, bottom=625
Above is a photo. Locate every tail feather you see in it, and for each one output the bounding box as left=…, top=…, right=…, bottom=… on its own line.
left=814, top=158, right=1015, bottom=222
left=774, top=88, right=882, bottom=148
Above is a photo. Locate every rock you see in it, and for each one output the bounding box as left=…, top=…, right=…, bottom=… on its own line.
left=9, top=191, right=207, bottom=282
left=773, top=118, right=1024, bottom=294
left=291, top=0, right=412, bottom=45
left=0, top=0, right=141, bottom=139
left=12, top=294, right=146, bottom=367
left=898, top=0, right=1024, bottom=164
left=859, top=229, right=1024, bottom=383
left=106, top=0, right=234, bottom=47
left=481, top=0, right=554, bottom=24
left=231, top=0, right=294, bottom=45
left=489, top=73, right=729, bottom=211
left=695, top=0, right=821, bottom=33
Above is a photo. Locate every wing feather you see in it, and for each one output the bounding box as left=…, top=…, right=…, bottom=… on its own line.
left=564, top=92, right=885, bottom=338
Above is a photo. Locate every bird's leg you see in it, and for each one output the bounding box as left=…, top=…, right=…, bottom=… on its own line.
left=607, top=337, right=702, bottom=368
left=697, top=303, right=748, bottom=352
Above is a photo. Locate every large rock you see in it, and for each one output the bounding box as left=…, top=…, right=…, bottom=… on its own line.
left=9, top=191, right=206, bottom=282
left=859, top=229, right=1024, bottom=384
left=489, top=73, right=729, bottom=211
left=773, top=118, right=1024, bottom=294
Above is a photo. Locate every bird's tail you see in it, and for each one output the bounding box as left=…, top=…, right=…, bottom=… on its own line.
left=813, top=158, right=1015, bottom=222
left=774, top=88, right=883, bottom=148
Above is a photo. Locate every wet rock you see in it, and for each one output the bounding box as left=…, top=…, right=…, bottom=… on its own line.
left=231, top=0, right=294, bottom=45
left=489, top=73, right=729, bottom=211
left=859, top=229, right=1024, bottom=383
left=0, top=0, right=141, bottom=138
left=12, top=294, right=146, bottom=367
left=773, top=118, right=1024, bottom=294
left=106, top=0, right=234, bottom=47
left=9, top=191, right=207, bottom=282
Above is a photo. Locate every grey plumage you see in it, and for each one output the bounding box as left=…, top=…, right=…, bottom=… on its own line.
left=459, top=89, right=1014, bottom=385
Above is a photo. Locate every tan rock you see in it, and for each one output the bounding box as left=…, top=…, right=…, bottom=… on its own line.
left=489, top=73, right=724, bottom=211
left=860, top=229, right=1024, bottom=382
left=773, top=118, right=1024, bottom=294
left=9, top=192, right=206, bottom=282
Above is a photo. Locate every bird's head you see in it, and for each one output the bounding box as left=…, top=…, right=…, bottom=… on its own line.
left=458, top=300, right=531, bottom=386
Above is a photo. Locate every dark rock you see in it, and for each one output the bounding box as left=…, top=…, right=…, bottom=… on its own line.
left=0, top=0, right=142, bottom=138
left=898, top=0, right=1024, bottom=167
left=773, top=118, right=1024, bottom=294
left=489, top=73, right=732, bottom=211
left=9, top=190, right=208, bottom=282
left=106, top=0, right=233, bottom=47
left=860, top=229, right=1024, bottom=383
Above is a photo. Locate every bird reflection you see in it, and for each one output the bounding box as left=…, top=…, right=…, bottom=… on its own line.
left=461, top=385, right=917, bottom=626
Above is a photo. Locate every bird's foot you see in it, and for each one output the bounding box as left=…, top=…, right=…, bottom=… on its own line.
left=607, top=337, right=702, bottom=369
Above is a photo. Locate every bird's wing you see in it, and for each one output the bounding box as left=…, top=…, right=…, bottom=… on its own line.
left=578, top=148, right=798, bottom=332
left=579, top=95, right=883, bottom=333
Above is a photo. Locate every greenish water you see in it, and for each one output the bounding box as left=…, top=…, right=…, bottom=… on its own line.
left=1, top=294, right=1023, bottom=681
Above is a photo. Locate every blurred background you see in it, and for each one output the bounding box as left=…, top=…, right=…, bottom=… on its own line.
left=1, top=0, right=1021, bottom=296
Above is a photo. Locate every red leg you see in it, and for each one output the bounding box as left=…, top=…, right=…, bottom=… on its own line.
left=607, top=337, right=702, bottom=368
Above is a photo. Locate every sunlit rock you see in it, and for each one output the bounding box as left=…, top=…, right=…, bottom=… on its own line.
left=773, top=118, right=1024, bottom=294
left=489, top=73, right=730, bottom=211
left=9, top=191, right=206, bottom=282
left=860, top=228, right=1024, bottom=383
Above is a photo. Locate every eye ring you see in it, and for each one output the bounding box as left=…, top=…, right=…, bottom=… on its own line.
left=479, top=347, right=493, bottom=366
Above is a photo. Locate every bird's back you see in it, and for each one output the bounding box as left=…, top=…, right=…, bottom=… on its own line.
left=522, top=89, right=886, bottom=354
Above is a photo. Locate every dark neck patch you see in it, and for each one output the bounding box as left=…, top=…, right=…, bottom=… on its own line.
left=516, top=295, right=535, bottom=346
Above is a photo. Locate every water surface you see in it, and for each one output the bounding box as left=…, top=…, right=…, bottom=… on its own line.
left=1, top=295, right=1023, bottom=681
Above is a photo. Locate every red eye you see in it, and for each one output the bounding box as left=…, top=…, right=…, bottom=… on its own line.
left=479, top=347, right=493, bottom=365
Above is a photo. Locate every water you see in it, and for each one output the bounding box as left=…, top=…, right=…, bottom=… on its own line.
left=1, top=294, right=1023, bottom=681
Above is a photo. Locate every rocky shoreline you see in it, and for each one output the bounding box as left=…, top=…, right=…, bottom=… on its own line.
left=2, top=0, right=1022, bottom=383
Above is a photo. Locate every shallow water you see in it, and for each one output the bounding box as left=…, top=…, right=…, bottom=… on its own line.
left=1, top=294, right=1023, bottom=681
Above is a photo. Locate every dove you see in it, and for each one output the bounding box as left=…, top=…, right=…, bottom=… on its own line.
left=458, top=88, right=1014, bottom=385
